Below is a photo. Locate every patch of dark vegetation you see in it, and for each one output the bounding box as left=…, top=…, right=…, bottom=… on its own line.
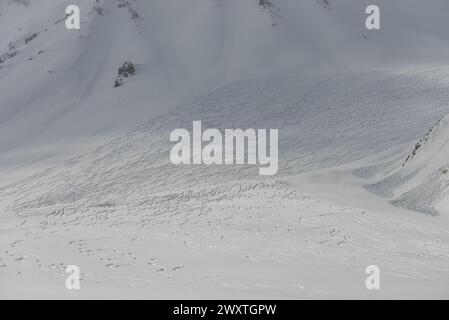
left=25, top=33, right=39, bottom=44
left=114, top=61, right=136, bottom=87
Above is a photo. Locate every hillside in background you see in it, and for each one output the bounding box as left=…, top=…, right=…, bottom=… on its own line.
left=2, top=0, right=449, bottom=172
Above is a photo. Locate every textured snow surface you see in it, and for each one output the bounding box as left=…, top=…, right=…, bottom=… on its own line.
left=2, top=70, right=449, bottom=212
left=363, top=114, right=449, bottom=216
left=1, top=0, right=449, bottom=299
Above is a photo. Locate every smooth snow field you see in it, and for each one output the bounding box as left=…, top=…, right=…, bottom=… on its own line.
left=0, top=0, right=449, bottom=299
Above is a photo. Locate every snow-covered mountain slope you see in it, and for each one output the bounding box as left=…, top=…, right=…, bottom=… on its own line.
left=2, top=0, right=449, bottom=174
left=359, top=114, right=449, bottom=216
left=1, top=64, right=449, bottom=298
left=2, top=67, right=449, bottom=213
left=2, top=1, right=449, bottom=299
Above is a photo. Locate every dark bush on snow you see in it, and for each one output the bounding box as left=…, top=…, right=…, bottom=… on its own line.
left=114, top=61, right=136, bottom=87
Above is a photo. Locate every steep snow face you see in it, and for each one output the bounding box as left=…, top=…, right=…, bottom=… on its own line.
left=364, top=114, right=449, bottom=216
left=2, top=66, right=449, bottom=214
left=1, top=0, right=449, bottom=172
left=1, top=67, right=449, bottom=299
left=2, top=1, right=449, bottom=299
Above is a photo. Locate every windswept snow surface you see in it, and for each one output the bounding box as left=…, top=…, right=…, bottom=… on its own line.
left=1, top=69, right=449, bottom=299
left=1, top=0, right=449, bottom=299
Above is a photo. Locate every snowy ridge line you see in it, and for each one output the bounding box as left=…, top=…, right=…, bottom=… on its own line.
left=0, top=1, right=84, bottom=66
left=360, top=113, right=449, bottom=215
